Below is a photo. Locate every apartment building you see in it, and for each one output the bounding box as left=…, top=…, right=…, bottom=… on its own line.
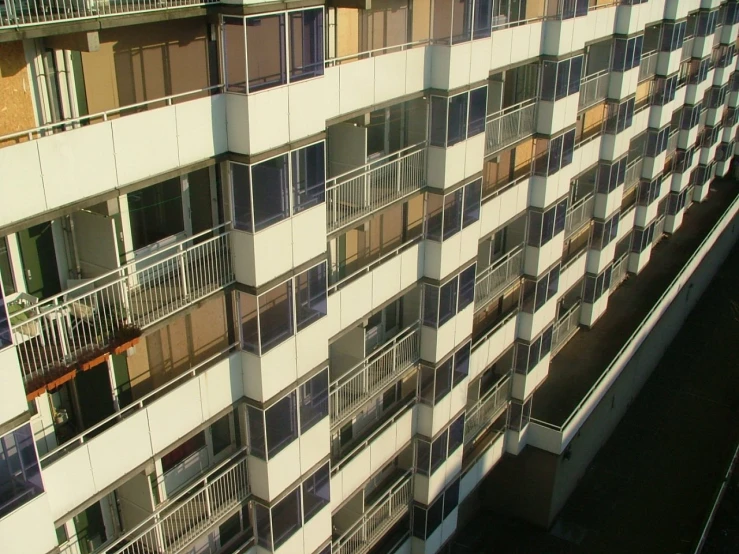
left=0, top=0, right=738, bottom=553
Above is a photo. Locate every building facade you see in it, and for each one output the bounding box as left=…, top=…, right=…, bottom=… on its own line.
left=0, top=0, right=738, bottom=553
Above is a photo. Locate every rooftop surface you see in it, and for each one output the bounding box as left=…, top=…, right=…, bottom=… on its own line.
left=451, top=187, right=739, bottom=552
left=532, top=178, right=739, bottom=426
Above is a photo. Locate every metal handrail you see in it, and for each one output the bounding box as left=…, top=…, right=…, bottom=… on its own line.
left=13, top=223, right=233, bottom=385
left=474, top=245, right=524, bottom=311
left=39, top=343, right=237, bottom=466
left=530, top=193, right=739, bottom=438
left=325, top=40, right=429, bottom=66
left=485, top=99, right=537, bottom=156
left=638, top=52, right=659, bottom=82
left=0, top=0, right=215, bottom=29
left=332, top=471, right=413, bottom=554
left=0, top=85, right=222, bottom=145
left=565, top=194, right=595, bottom=237
left=329, top=324, right=420, bottom=425
left=326, top=143, right=426, bottom=233
left=551, top=301, right=581, bottom=356
left=578, top=70, right=609, bottom=111
left=609, top=253, right=629, bottom=292
left=472, top=308, right=519, bottom=350
left=624, top=158, right=644, bottom=188
left=464, top=375, right=510, bottom=444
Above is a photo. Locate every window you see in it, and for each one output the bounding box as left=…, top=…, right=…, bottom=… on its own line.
left=447, top=413, right=465, bottom=453
left=681, top=103, right=702, bottom=129
left=232, top=142, right=325, bottom=233
left=646, top=126, right=670, bottom=157
left=521, top=265, right=560, bottom=314
left=128, top=178, right=184, bottom=250
left=430, top=87, right=488, bottom=147
left=514, top=326, right=553, bottom=375
left=473, top=0, right=493, bottom=39
left=674, top=148, right=695, bottom=174
left=258, top=487, right=302, bottom=549
left=299, top=369, right=328, bottom=433
left=560, top=0, right=588, bottom=19
left=714, top=44, right=736, bottom=69
left=631, top=223, right=656, bottom=253
left=592, top=212, right=620, bottom=251
left=420, top=359, right=453, bottom=404
left=453, top=342, right=470, bottom=386
left=161, top=432, right=206, bottom=473
left=412, top=479, right=461, bottom=539
left=688, top=58, right=711, bottom=85
left=527, top=200, right=568, bottom=247
left=302, top=463, right=330, bottom=522
left=239, top=262, right=326, bottom=354
left=211, top=413, right=234, bottom=456
left=697, top=9, right=719, bottom=37
left=701, top=126, right=720, bottom=148
left=248, top=391, right=298, bottom=460
left=652, top=75, right=677, bottom=106
left=667, top=189, right=689, bottom=215
left=613, top=35, right=644, bottom=72
left=605, top=99, right=635, bottom=135
left=0, top=238, right=15, bottom=296
left=416, top=415, right=467, bottom=475
left=597, top=158, right=627, bottom=194
left=534, top=129, right=576, bottom=176
left=427, top=180, right=481, bottom=242
left=659, top=21, right=686, bottom=52
left=716, top=142, right=733, bottom=162
left=0, top=424, right=43, bottom=519
left=0, top=281, right=10, bottom=350
left=289, top=9, right=324, bottom=82
left=705, top=85, right=728, bottom=109
left=509, top=398, right=532, bottom=431
left=637, top=177, right=663, bottom=206
left=422, top=265, right=474, bottom=328
left=541, top=56, right=583, bottom=101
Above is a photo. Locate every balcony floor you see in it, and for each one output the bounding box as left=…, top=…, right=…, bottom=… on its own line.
left=532, top=177, right=739, bottom=426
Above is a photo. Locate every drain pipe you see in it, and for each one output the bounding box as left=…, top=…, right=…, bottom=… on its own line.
left=693, top=439, right=739, bottom=553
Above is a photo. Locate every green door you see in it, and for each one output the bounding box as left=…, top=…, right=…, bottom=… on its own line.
left=17, top=222, right=61, bottom=299
left=75, top=362, right=115, bottom=430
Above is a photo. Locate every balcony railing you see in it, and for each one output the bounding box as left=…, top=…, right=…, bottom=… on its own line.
left=64, top=452, right=249, bottom=554
left=666, top=131, right=679, bottom=159
left=578, top=71, right=609, bottom=111
left=326, top=144, right=426, bottom=233
left=551, top=302, right=581, bottom=356
left=565, top=194, right=595, bottom=237
left=609, top=253, right=629, bottom=292
left=682, top=37, right=696, bottom=61
left=653, top=215, right=667, bottom=244
left=638, top=52, right=659, bottom=82
left=0, top=0, right=213, bottom=29
left=330, top=324, right=420, bottom=425
left=464, top=375, right=510, bottom=445
left=485, top=99, right=537, bottom=156
left=13, top=225, right=233, bottom=389
left=333, top=471, right=413, bottom=554
left=474, top=245, right=524, bottom=311
left=624, top=158, right=643, bottom=189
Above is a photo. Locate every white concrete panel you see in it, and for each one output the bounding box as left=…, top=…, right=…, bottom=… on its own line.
left=339, top=58, right=375, bottom=114
left=324, top=67, right=341, bottom=121
left=300, top=417, right=330, bottom=472
left=0, top=347, right=27, bottom=425
left=302, top=506, right=331, bottom=554
left=38, top=122, right=118, bottom=210
left=594, top=184, right=624, bottom=220
left=251, top=219, right=294, bottom=287
left=517, top=296, right=556, bottom=342
left=464, top=133, right=485, bottom=178
left=249, top=439, right=301, bottom=501
left=490, top=27, right=514, bottom=71
left=296, top=316, right=329, bottom=379
left=274, top=530, right=304, bottom=554
left=292, top=205, right=326, bottom=270
left=246, top=87, right=290, bottom=155
left=400, top=243, right=424, bottom=290
left=339, top=273, right=373, bottom=329
left=441, top=508, right=459, bottom=543
left=511, top=353, right=550, bottom=400
left=175, top=94, right=228, bottom=166
left=0, top=141, right=46, bottom=227
left=199, top=354, right=243, bottom=421
left=241, top=337, right=298, bottom=403
left=372, top=254, right=402, bottom=307
left=369, top=422, right=397, bottom=474
left=225, top=93, right=251, bottom=155
left=147, top=377, right=203, bottom=454
left=374, top=50, right=407, bottom=104
left=111, top=106, right=179, bottom=186
left=454, top=304, right=474, bottom=346
left=581, top=294, right=608, bottom=327
left=405, top=46, right=429, bottom=93
left=426, top=142, right=467, bottom=190
left=43, top=446, right=96, bottom=520
left=469, top=38, right=491, bottom=83
left=288, top=78, right=327, bottom=142
left=336, top=448, right=371, bottom=505
left=0, top=493, right=57, bottom=554
left=420, top=315, right=457, bottom=364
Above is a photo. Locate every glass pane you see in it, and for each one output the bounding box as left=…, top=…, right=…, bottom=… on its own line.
left=248, top=406, right=266, bottom=459
left=211, top=413, right=233, bottom=456
left=438, top=278, right=459, bottom=326
left=291, top=142, right=325, bottom=213
left=430, top=429, right=449, bottom=473
left=423, top=284, right=440, bottom=327
left=568, top=56, right=583, bottom=95
left=265, top=392, right=298, bottom=458
left=555, top=61, right=569, bottom=100
left=443, top=189, right=463, bottom=240
left=451, top=0, right=473, bottom=43
left=541, top=61, right=557, bottom=101
left=430, top=96, right=448, bottom=147
left=416, top=439, right=431, bottom=475
left=296, top=263, right=327, bottom=332
left=302, top=463, right=330, bottom=522
left=473, top=0, right=493, bottom=39
left=448, top=414, right=465, bottom=454
left=289, top=9, right=324, bottom=82
left=259, top=280, right=294, bottom=353
left=239, top=292, right=260, bottom=354
left=0, top=238, right=15, bottom=295
left=468, top=87, right=488, bottom=136
left=128, top=179, right=184, bottom=250
left=224, top=18, right=246, bottom=93
left=252, top=155, right=290, bottom=232
left=447, top=93, right=469, bottom=146
left=426, top=193, right=444, bottom=242
left=426, top=494, right=445, bottom=537
left=247, top=14, right=287, bottom=92
left=462, top=179, right=482, bottom=227
left=444, top=479, right=460, bottom=517
left=457, top=265, right=476, bottom=312
left=453, top=342, right=470, bottom=386
left=434, top=358, right=453, bottom=403
left=0, top=424, right=43, bottom=519
left=232, top=163, right=253, bottom=231
left=271, top=487, right=302, bottom=548
left=255, top=502, right=272, bottom=549
left=299, top=369, right=329, bottom=433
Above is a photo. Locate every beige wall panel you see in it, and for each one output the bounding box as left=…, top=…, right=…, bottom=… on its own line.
left=0, top=41, right=37, bottom=144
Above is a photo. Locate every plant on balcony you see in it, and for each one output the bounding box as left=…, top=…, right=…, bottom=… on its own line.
left=109, top=323, right=142, bottom=355
left=24, top=374, right=48, bottom=402
left=46, top=364, right=77, bottom=392
left=76, top=346, right=111, bottom=372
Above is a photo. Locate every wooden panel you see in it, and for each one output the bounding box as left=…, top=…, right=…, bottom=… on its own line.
left=0, top=41, right=37, bottom=145
left=337, top=8, right=361, bottom=58
left=81, top=40, right=120, bottom=114
left=412, top=0, right=431, bottom=41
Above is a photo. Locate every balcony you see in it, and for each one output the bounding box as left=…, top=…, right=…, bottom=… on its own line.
left=551, top=301, right=582, bottom=356
left=0, top=0, right=212, bottom=29
left=681, top=37, right=696, bottom=61
left=473, top=245, right=524, bottom=311
left=464, top=375, right=510, bottom=445
left=578, top=70, right=610, bottom=111
left=484, top=99, right=537, bottom=156
left=14, top=226, right=233, bottom=396
left=565, top=194, right=595, bottom=237
left=610, top=252, right=630, bottom=292
left=326, top=144, right=426, bottom=234
left=61, top=452, right=249, bottom=554
left=329, top=325, right=420, bottom=425
left=332, top=471, right=413, bottom=554
left=638, top=52, right=659, bottom=82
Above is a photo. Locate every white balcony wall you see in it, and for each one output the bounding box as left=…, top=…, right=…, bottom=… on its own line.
left=417, top=382, right=467, bottom=438
left=511, top=353, right=550, bottom=400
left=0, top=95, right=227, bottom=229
left=665, top=211, right=684, bottom=234
left=664, top=0, right=700, bottom=21
left=615, top=2, right=660, bottom=35
left=248, top=440, right=301, bottom=502
left=523, top=232, right=565, bottom=277
left=479, top=178, right=529, bottom=236
left=700, top=142, right=721, bottom=165
left=608, top=67, right=639, bottom=100
left=679, top=126, right=700, bottom=150
left=517, top=294, right=557, bottom=342
left=330, top=406, right=414, bottom=509
left=529, top=164, right=577, bottom=209
left=587, top=240, right=616, bottom=275
left=685, top=70, right=715, bottom=105
left=490, top=23, right=544, bottom=73
left=423, top=223, right=479, bottom=281
left=241, top=337, right=297, bottom=403
left=429, top=40, right=490, bottom=91
left=42, top=354, right=242, bottom=521
left=617, top=207, right=636, bottom=242
left=560, top=249, right=587, bottom=292
left=656, top=49, right=681, bottom=77
left=634, top=200, right=659, bottom=228
left=469, top=314, right=517, bottom=381
left=420, top=304, right=474, bottom=363
left=642, top=151, right=666, bottom=181
left=536, top=95, right=579, bottom=136
left=426, top=134, right=485, bottom=190
left=459, top=432, right=505, bottom=501
left=542, top=7, right=616, bottom=57
left=721, top=22, right=739, bottom=44
left=581, top=293, right=608, bottom=326
left=628, top=244, right=652, bottom=274
left=0, top=493, right=57, bottom=554
left=0, top=347, right=28, bottom=426
left=413, top=447, right=463, bottom=505
left=594, top=184, right=624, bottom=219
